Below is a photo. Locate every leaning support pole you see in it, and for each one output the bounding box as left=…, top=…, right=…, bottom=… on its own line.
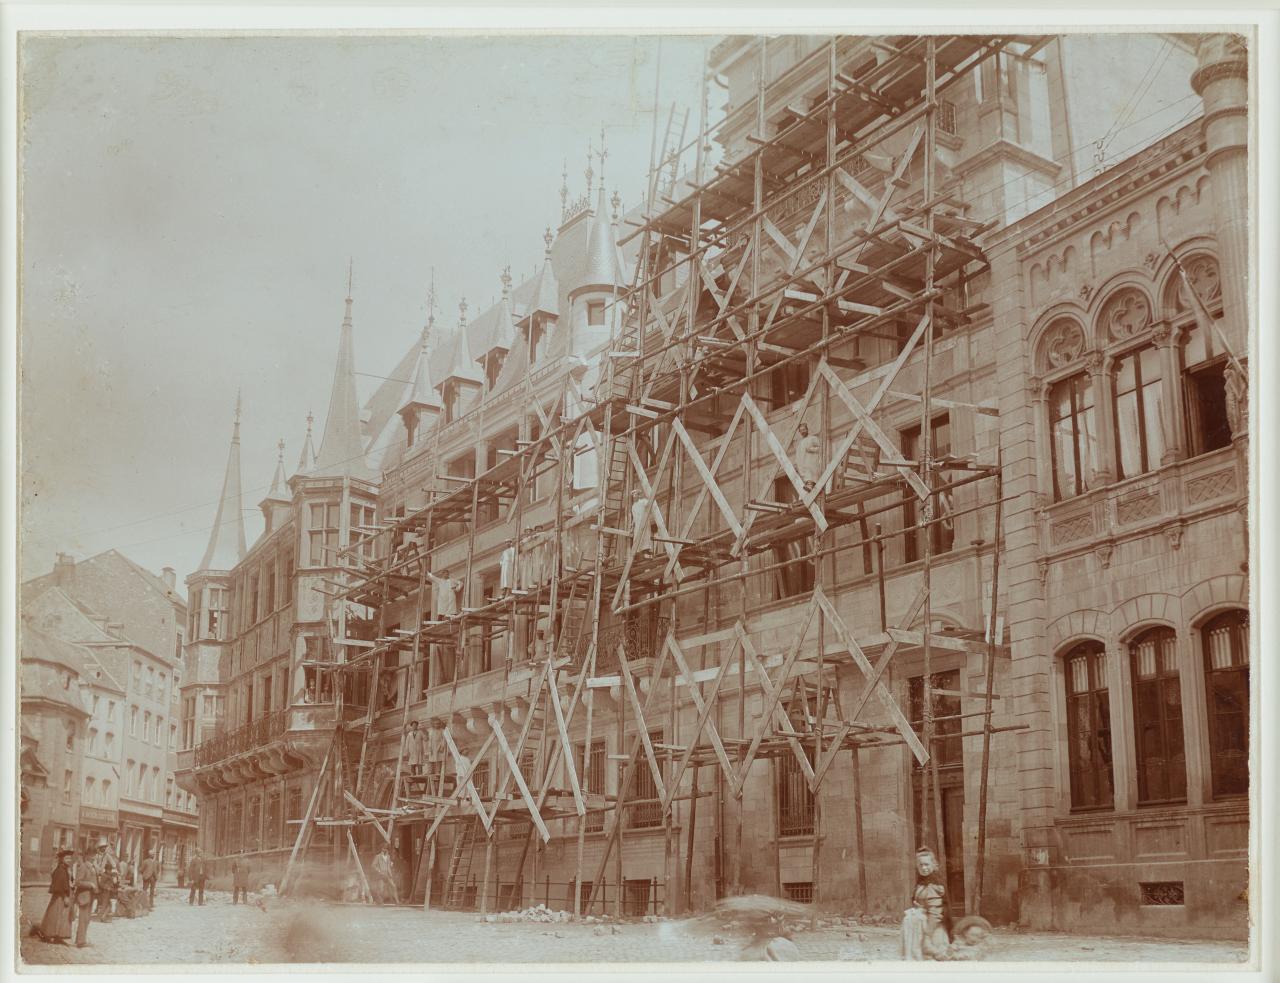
left=280, top=738, right=334, bottom=896
left=973, top=447, right=1004, bottom=915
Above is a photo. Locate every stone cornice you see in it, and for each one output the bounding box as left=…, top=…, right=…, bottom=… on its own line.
left=986, top=121, right=1205, bottom=258
left=954, top=138, right=1062, bottom=181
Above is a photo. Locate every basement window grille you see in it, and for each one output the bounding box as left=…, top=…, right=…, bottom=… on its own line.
left=1139, top=881, right=1185, bottom=906
left=784, top=881, right=814, bottom=904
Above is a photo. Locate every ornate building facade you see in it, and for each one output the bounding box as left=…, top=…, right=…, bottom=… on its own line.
left=171, top=33, right=1250, bottom=937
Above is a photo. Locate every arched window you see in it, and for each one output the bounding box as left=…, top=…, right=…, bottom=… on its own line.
left=1049, top=372, right=1096, bottom=500
left=1112, top=344, right=1164, bottom=478
left=1063, top=641, right=1114, bottom=811
left=1128, top=627, right=1186, bottom=805
left=1201, top=610, right=1249, bottom=798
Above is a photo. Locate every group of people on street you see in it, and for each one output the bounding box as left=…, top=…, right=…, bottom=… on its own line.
left=30, top=839, right=146, bottom=949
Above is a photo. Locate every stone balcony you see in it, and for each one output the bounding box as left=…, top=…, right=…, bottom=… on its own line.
left=185, top=706, right=335, bottom=793
left=1037, top=444, right=1245, bottom=570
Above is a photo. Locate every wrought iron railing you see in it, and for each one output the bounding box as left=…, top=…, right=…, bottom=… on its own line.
left=585, top=617, right=671, bottom=674
left=194, top=709, right=287, bottom=767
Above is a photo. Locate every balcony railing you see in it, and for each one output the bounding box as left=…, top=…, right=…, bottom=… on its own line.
left=194, top=709, right=288, bottom=768
left=586, top=617, right=671, bottom=674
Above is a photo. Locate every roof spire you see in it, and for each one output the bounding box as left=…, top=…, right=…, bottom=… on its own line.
left=263, top=438, right=289, bottom=503
left=543, top=226, right=554, bottom=256
left=501, top=265, right=512, bottom=300
left=313, top=269, right=372, bottom=479
left=459, top=297, right=468, bottom=328
left=585, top=139, right=595, bottom=200
left=296, top=410, right=316, bottom=473
left=598, top=124, right=608, bottom=186
left=198, top=394, right=247, bottom=571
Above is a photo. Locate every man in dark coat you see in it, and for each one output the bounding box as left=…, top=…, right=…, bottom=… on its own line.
left=186, top=851, right=207, bottom=906
left=231, top=858, right=250, bottom=904
left=72, top=850, right=97, bottom=948
left=93, top=842, right=118, bottom=922
left=138, top=851, right=159, bottom=909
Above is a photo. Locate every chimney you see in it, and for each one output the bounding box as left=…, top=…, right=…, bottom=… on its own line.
left=54, top=552, right=76, bottom=587
left=161, top=567, right=177, bottom=591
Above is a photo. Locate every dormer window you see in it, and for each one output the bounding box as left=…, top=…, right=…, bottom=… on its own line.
left=587, top=300, right=606, bottom=327
left=485, top=350, right=505, bottom=391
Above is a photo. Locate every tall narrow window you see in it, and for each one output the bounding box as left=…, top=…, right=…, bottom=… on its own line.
left=1130, top=628, right=1186, bottom=805
left=308, top=503, right=340, bottom=566
left=1113, top=346, right=1164, bottom=479
left=581, top=740, right=607, bottom=832
left=1049, top=372, right=1097, bottom=500
left=769, top=361, right=810, bottom=409
left=1063, top=642, right=1114, bottom=811
left=901, top=416, right=953, bottom=562
left=1202, top=611, right=1249, bottom=798
left=1181, top=323, right=1232, bottom=456
left=625, top=731, right=663, bottom=829
left=207, top=587, right=229, bottom=640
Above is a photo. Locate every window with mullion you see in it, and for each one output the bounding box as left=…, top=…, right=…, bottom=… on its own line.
left=1064, top=642, right=1114, bottom=811
left=1202, top=611, right=1249, bottom=798
left=1113, top=346, right=1165, bottom=479
left=1049, top=371, right=1097, bottom=501
left=1129, top=628, right=1186, bottom=805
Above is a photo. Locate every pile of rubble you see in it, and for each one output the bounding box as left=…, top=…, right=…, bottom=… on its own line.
left=483, top=904, right=574, bottom=924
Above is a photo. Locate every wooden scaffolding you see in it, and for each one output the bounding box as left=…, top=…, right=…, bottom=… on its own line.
left=280, top=34, right=1039, bottom=920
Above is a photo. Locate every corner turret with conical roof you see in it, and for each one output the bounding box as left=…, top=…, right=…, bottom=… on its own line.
left=312, top=267, right=373, bottom=480
left=475, top=267, right=518, bottom=392
left=565, top=133, right=626, bottom=358
left=197, top=394, right=248, bottom=573
left=296, top=411, right=317, bottom=475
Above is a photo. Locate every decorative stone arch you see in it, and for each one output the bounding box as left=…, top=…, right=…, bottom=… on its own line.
left=1111, top=593, right=1180, bottom=641
left=1030, top=310, right=1090, bottom=377
left=1154, top=236, right=1220, bottom=319
left=1180, top=573, right=1248, bottom=628
left=1044, top=608, right=1110, bottom=656
left=905, top=606, right=968, bottom=633
left=1092, top=279, right=1156, bottom=350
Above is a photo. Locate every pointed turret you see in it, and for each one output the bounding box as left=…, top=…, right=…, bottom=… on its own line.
left=198, top=394, right=247, bottom=572
left=528, top=227, right=560, bottom=319
left=476, top=268, right=518, bottom=391
left=399, top=313, right=443, bottom=447
left=437, top=299, right=483, bottom=422
left=259, top=439, right=291, bottom=533
left=313, top=267, right=372, bottom=479
left=574, top=186, right=625, bottom=298
left=296, top=411, right=317, bottom=474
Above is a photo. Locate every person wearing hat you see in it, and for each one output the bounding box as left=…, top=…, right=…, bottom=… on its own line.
left=92, top=840, right=118, bottom=922
left=186, top=849, right=208, bottom=905
left=901, top=845, right=950, bottom=960
left=72, top=849, right=98, bottom=948
left=32, top=849, right=74, bottom=943
left=139, top=849, right=159, bottom=909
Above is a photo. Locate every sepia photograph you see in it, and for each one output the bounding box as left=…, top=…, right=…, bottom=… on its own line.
left=6, top=9, right=1272, bottom=976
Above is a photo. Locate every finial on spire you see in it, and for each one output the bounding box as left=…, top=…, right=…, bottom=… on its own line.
left=560, top=159, right=569, bottom=217
left=277, top=438, right=285, bottom=462
left=611, top=190, right=621, bottom=222
left=585, top=139, right=595, bottom=199
left=346, top=258, right=353, bottom=300
left=501, top=265, right=512, bottom=299
left=306, top=409, right=314, bottom=433
left=426, top=266, right=437, bottom=330
left=459, top=297, right=468, bottom=327
left=598, top=124, right=608, bottom=185
left=543, top=226, right=554, bottom=256
left=235, top=388, right=242, bottom=424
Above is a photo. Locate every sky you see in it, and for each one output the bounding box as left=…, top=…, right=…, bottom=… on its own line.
left=19, top=33, right=712, bottom=591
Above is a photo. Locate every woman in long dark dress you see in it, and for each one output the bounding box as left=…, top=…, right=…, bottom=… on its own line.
left=33, top=851, right=74, bottom=943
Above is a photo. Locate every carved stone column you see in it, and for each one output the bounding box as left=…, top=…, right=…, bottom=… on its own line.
left=1151, top=322, right=1186, bottom=464
left=1027, top=375, right=1053, bottom=505
left=1192, top=34, right=1249, bottom=352
left=1084, top=351, right=1116, bottom=487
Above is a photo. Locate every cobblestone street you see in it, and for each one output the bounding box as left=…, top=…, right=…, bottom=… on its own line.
left=18, top=884, right=1249, bottom=967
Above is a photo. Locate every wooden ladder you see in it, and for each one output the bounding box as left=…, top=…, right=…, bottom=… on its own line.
left=443, top=816, right=481, bottom=910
